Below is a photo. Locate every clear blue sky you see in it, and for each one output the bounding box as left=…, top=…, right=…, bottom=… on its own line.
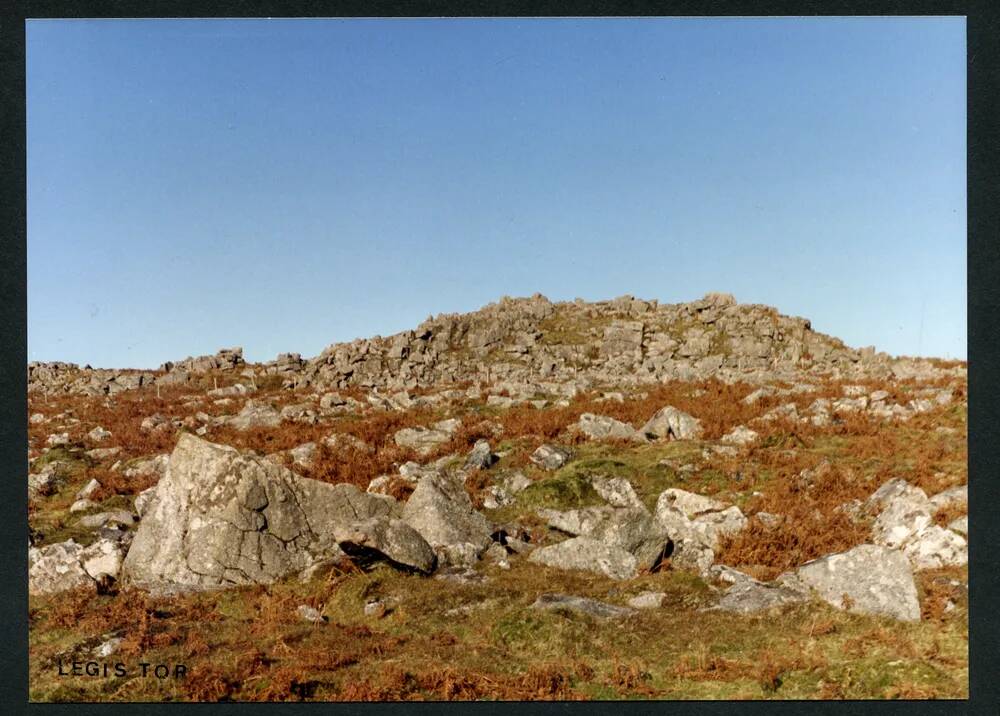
left=27, top=17, right=966, bottom=368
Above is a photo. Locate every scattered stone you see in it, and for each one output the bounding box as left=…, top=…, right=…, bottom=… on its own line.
left=77, top=510, right=135, bottom=529
left=720, top=425, right=758, bottom=446
left=591, top=476, right=645, bottom=509
left=641, top=406, right=703, bottom=441
left=929, top=485, right=967, bottom=513
left=88, top=426, right=112, bottom=442
left=80, top=538, right=125, bottom=580
left=627, top=591, right=666, bottom=609
left=711, top=577, right=809, bottom=615
left=530, top=444, right=572, bottom=470
left=134, top=486, right=158, bottom=517
left=531, top=593, right=635, bottom=620
left=393, top=420, right=459, bottom=455
left=75, top=478, right=101, bottom=501
left=29, top=540, right=94, bottom=595
left=464, top=439, right=498, bottom=470
left=400, top=471, right=492, bottom=564
left=69, top=499, right=95, bottom=513
left=93, top=637, right=123, bottom=658
left=528, top=536, right=639, bottom=581
left=227, top=400, right=282, bottom=430
left=297, top=605, right=327, bottom=623
left=288, top=442, right=317, bottom=469
left=790, top=544, right=920, bottom=622
left=333, top=517, right=436, bottom=574
left=86, top=446, right=122, bottom=460
left=901, top=526, right=967, bottom=570
left=576, top=413, right=646, bottom=443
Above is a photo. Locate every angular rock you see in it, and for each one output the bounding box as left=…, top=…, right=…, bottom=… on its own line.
left=77, top=510, right=135, bottom=529
left=226, top=400, right=282, bottom=430
left=901, top=525, right=967, bottom=570
left=592, top=476, right=644, bottom=509
left=528, top=536, right=639, bottom=580
left=791, top=544, right=920, bottom=622
left=121, top=434, right=396, bottom=594
left=712, top=577, right=810, bottom=615
left=29, top=540, right=94, bottom=595
left=532, top=593, right=635, bottom=619
left=576, top=413, right=646, bottom=443
left=80, top=539, right=125, bottom=580
left=465, top=439, right=498, bottom=470
left=948, top=515, right=968, bottom=536
left=333, top=516, right=436, bottom=574
left=400, top=471, right=492, bottom=561
left=627, top=591, right=666, bottom=609
left=655, top=488, right=728, bottom=520
left=297, top=605, right=327, bottom=623
left=530, top=444, right=572, bottom=470
left=720, top=425, right=758, bottom=446
left=929, top=485, right=967, bottom=513
left=641, top=406, right=702, bottom=441
left=394, top=424, right=455, bottom=455
left=871, top=495, right=933, bottom=550
left=75, top=478, right=101, bottom=501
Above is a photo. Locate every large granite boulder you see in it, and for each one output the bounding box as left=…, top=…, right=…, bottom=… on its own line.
left=121, top=434, right=397, bottom=594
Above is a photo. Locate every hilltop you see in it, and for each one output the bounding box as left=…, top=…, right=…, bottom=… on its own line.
left=26, top=292, right=967, bottom=701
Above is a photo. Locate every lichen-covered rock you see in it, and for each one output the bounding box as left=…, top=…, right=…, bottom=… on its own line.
left=400, top=471, right=492, bottom=562
left=720, top=425, right=758, bottom=446
left=528, top=537, right=639, bottom=580
left=901, top=525, right=967, bottom=570
left=29, top=540, right=95, bottom=595
left=332, top=517, right=436, bottom=574
left=641, top=406, right=702, bottom=441
left=393, top=420, right=459, bottom=455
left=121, top=434, right=397, bottom=594
left=929, top=485, right=967, bottom=513
left=530, top=444, right=572, bottom=470
left=790, top=544, right=920, bottom=622
left=591, top=476, right=644, bottom=509
left=226, top=400, right=282, bottom=430
left=711, top=577, right=810, bottom=615
left=576, top=414, right=646, bottom=443
left=531, top=593, right=635, bottom=619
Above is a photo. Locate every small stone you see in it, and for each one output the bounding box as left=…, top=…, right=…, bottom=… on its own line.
left=627, top=591, right=666, bottom=609
left=530, top=444, right=572, bottom=470
left=531, top=593, right=635, bottom=620
left=297, top=605, right=327, bottom=623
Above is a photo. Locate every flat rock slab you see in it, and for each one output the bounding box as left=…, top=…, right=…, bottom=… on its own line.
left=531, top=593, right=635, bottom=620
left=528, top=536, right=638, bottom=580
left=121, top=434, right=398, bottom=594
left=711, top=578, right=809, bottom=615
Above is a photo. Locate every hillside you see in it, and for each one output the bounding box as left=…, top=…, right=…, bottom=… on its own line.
left=27, top=293, right=968, bottom=702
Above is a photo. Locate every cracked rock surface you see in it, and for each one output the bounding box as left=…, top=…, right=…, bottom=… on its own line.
left=121, top=434, right=398, bottom=595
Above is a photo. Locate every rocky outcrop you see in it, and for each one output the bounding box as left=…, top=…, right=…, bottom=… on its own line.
left=121, top=434, right=399, bottom=594
left=28, top=293, right=966, bottom=397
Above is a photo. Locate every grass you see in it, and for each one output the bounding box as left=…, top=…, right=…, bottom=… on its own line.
left=27, top=366, right=968, bottom=701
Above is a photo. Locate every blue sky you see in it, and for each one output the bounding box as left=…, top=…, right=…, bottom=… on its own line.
left=27, top=18, right=966, bottom=368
